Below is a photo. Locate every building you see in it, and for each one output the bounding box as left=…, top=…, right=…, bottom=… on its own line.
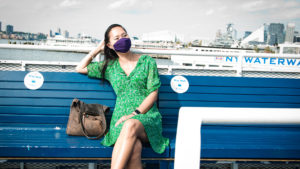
left=212, top=23, right=237, bottom=48
left=285, top=23, right=295, bottom=43
left=244, top=31, right=252, bottom=39
left=50, top=30, right=53, bottom=37
left=57, top=28, right=61, bottom=35
left=294, top=31, right=300, bottom=43
left=141, top=30, right=184, bottom=43
left=64, top=30, right=69, bottom=38
left=268, top=23, right=284, bottom=45
left=233, top=29, right=237, bottom=40
left=241, top=25, right=267, bottom=46
left=6, top=25, right=14, bottom=35
left=241, top=24, right=269, bottom=47
left=216, top=29, right=222, bottom=38
left=133, top=30, right=184, bottom=49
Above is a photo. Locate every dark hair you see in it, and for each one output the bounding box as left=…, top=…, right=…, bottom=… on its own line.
left=99, top=24, right=127, bottom=84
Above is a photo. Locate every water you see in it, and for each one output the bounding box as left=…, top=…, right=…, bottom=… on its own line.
left=0, top=39, right=176, bottom=65
left=0, top=48, right=86, bottom=62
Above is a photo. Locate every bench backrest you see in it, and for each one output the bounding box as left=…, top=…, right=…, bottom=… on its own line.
left=1, top=71, right=300, bottom=130
left=0, top=71, right=116, bottom=128
left=159, top=75, right=300, bottom=129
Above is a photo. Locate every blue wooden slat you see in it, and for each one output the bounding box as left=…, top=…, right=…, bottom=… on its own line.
left=161, top=117, right=178, bottom=126
left=0, top=71, right=108, bottom=83
left=159, top=93, right=300, bottom=103
left=0, top=114, right=68, bottom=124
left=169, top=125, right=300, bottom=158
left=159, top=85, right=300, bottom=96
left=0, top=146, right=169, bottom=158
left=0, top=106, right=69, bottom=115
left=0, top=113, right=114, bottom=124
left=0, top=98, right=116, bottom=108
left=0, top=81, right=114, bottom=91
left=159, top=100, right=300, bottom=108
left=160, top=75, right=300, bottom=88
left=0, top=89, right=116, bottom=99
left=159, top=108, right=179, bottom=116
left=0, top=106, right=115, bottom=115
left=0, top=123, right=65, bottom=130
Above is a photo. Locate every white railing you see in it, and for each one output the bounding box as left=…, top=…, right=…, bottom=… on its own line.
left=175, top=107, right=300, bottom=169
left=1, top=48, right=300, bottom=78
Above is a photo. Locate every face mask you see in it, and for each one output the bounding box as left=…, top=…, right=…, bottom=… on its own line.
left=113, top=38, right=131, bottom=53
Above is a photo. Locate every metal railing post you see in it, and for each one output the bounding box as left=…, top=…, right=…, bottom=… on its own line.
left=236, top=53, right=243, bottom=77
left=21, top=62, right=26, bottom=71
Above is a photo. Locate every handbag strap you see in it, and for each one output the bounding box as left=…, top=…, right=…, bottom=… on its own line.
left=79, top=101, right=104, bottom=140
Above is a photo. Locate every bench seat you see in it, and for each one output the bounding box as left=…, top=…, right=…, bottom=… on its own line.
left=170, top=124, right=300, bottom=159
left=0, top=124, right=170, bottom=158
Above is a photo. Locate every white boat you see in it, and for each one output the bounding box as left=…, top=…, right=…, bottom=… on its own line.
left=44, top=35, right=98, bottom=47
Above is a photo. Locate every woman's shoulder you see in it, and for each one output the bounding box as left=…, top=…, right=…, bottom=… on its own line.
left=97, top=59, right=116, bottom=67
left=140, top=54, right=156, bottom=64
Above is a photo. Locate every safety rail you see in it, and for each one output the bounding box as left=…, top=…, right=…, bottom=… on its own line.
left=1, top=48, right=300, bottom=78
left=174, top=107, right=300, bottom=169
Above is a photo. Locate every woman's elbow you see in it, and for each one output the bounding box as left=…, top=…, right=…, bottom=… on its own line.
left=75, top=66, right=87, bottom=74
left=75, top=66, right=81, bottom=73
left=152, top=89, right=159, bottom=101
left=75, top=66, right=80, bottom=73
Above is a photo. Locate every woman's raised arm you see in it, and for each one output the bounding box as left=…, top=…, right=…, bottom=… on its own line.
left=75, top=40, right=105, bottom=74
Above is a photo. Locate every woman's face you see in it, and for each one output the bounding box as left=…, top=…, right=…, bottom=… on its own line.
left=107, top=26, right=129, bottom=50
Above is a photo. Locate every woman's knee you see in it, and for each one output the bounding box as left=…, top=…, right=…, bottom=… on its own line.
left=121, top=119, right=144, bottom=137
left=121, top=119, right=143, bottom=138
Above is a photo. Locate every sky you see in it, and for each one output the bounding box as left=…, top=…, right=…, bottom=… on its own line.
left=0, top=0, right=300, bottom=42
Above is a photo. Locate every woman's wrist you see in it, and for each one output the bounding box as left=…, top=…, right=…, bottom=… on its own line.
left=134, top=109, right=142, bottom=115
left=88, top=51, right=97, bottom=60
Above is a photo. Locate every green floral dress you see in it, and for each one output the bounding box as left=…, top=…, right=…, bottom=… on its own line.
left=86, top=54, right=169, bottom=154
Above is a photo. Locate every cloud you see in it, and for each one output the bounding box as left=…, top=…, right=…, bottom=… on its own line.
left=240, top=0, right=300, bottom=20
left=204, top=5, right=227, bottom=16
left=108, top=0, right=153, bottom=12
left=241, top=0, right=265, bottom=10
left=59, top=0, right=80, bottom=8
left=277, top=7, right=300, bottom=20
left=205, top=9, right=214, bottom=16
left=108, top=0, right=136, bottom=9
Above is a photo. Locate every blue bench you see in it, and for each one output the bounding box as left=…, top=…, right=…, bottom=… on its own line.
left=1, top=71, right=300, bottom=168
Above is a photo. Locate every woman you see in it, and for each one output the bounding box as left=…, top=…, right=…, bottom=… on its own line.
left=76, top=24, right=169, bottom=169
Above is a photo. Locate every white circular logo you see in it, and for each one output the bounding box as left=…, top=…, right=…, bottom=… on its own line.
left=170, top=75, right=189, bottom=93
left=24, top=72, right=44, bottom=90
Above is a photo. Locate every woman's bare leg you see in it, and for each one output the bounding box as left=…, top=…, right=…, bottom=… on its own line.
left=125, top=138, right=142, bottom=169
left=111, top=119, right=148, bottom=169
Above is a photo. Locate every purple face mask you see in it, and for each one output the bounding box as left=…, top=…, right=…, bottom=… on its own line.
left=113, top=38, right=131, bottom=53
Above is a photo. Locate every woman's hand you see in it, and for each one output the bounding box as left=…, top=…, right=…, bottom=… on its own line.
left=75, top=40, right=105, bottom=74
left=115, top=113, right=135, bottom=127
left=97, top=39, right=105, bottom=52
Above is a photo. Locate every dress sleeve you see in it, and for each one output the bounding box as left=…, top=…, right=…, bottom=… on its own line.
left=87, top=61, right=103, bottom=79
left=147, top=57, right=161, bottom=93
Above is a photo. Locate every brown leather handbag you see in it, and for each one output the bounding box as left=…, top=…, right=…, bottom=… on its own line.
left=66, top=98, right=110, bottom=139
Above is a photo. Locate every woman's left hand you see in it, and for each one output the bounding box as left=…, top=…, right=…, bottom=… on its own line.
left=115, top=113, right=135, bottom=127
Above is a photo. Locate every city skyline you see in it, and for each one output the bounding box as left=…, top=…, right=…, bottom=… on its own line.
left=0, top=0, right=300, bottom=42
